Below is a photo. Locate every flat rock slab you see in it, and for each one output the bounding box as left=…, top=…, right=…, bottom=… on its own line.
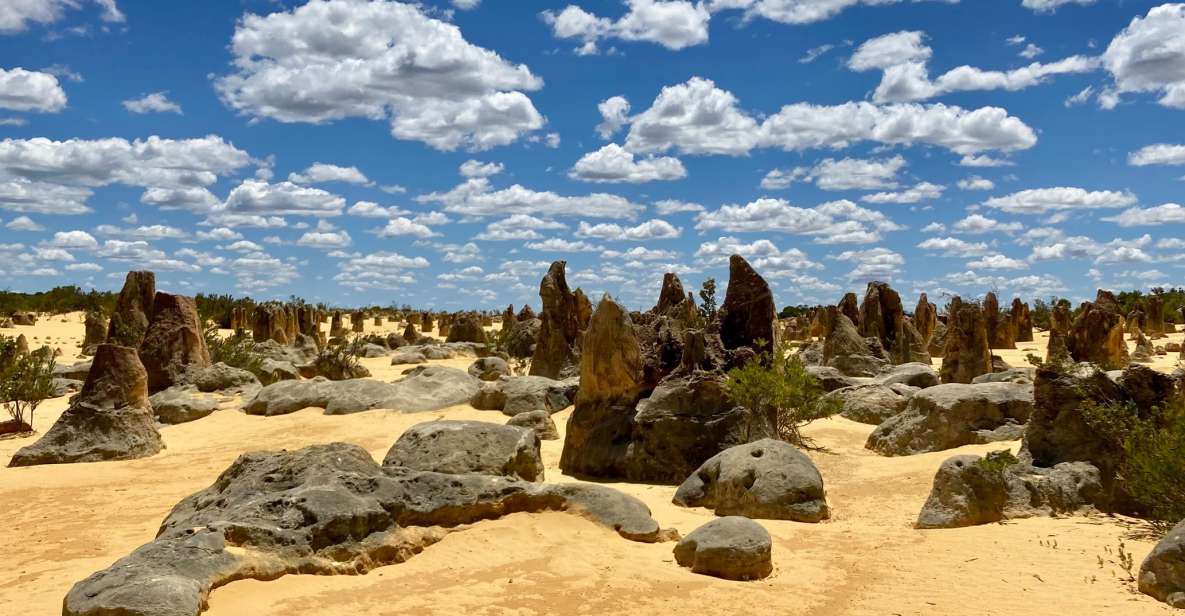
left=674, top=516, right=772, bottom=581
left=383, top=420, right=544, bottom=481
left=243, top=367, right=480, bottom=416
left=866, top=382, right=1034, bottom=456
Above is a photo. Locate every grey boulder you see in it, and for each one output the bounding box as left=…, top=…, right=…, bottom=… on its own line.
left=507, top=409, right=559, bottom=440
left=468, top=357, right=510, bottom=381
left=866, top=382, right=1033, bottom=456
left=383, top=420, right=544, bottom=481
left=150, top=386, right=220, bottom=425
left=824, top=383, right=908, bottom=425
left=673, top=517, right=773, bottom=581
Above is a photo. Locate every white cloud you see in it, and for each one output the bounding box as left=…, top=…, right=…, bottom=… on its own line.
left=524, top=238, right=603, bottom=252
left=418, top=177, right=643, bottom=219
left=459, top=160, right=505, bottom=178
left=771, top=155, right=907, bottom=191
left=5, top=215, right=42, bottom=231
left=475, top=215, right=566, bottom=241
left=1064, top=85, right=1095, bottom=107
left=1022, top=0, right=1095, bottom=12
left=695, top=197, right=902, bottom=244
left=0, top=0, right=124, bottom=34
left=654, top=199, right=704, bottom=215
left=696, top=235, right=822, bottom=272
left=222, top=180, right=345, bottom=217
left=542, top=1, right=710, bottom=53
left=346, top=201, right=408, bottom=218
left=604, top=246, right=678, bottom=260
left=46, top=230, right=97, bottom=249
left=959, top=154, right=1014, bottom=167
left=452, top=0, right=480, bottom=9
left=917, top=236, right=991, bottom=257
left=1019, top=43, right=1043, bottom=59
left=967, top=254, right=1028, bottom=270
left=596, top=95, right=631, bottom=138
left=922, top=222, right=945, bottom=232
left=952, top=213, right=1022, bottom=234
left=621, top=77, right=1037, bottom=157
left=569, top=144, right=686, bottom=183
left=0, top=178, right=92, bottom=214
left=848, top=30, right=1098, bottom=103
left=296, top=230, right=352, bottom=249
left=1101, top=203, right=1185, bottom=227
left=288, top=163, right=372, bottom=185
left=1129, top=144, right=1185, bottom=166
left=215, top=0, right=545, bottom=151
left=575, top=219, right=681, bottom=241
left=374, top=216, right=437, bottom=238
left=1102, top=4, right=1185, bottom=109
left=861, top=181, right=944, bottom=204
left=65, top=262, right=102, bottom=272
left=195, top=227, right=242, bottom=242
left=830, top=246, right=904, bottom=281
left=957, top=175, right=994, bottom=190
left=122, top=92, right=182, bottom=114
left=95, top=224, right=187, bottom=240
left=983, top=187, right=1137, bottom=214
left=0, top=67, right=67, bottom=112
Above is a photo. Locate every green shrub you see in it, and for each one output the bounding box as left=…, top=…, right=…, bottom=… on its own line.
left=313, top=337, right=367, bottom=381
left=204, top=327, right=263, bottom=375
left=975, top=450, right=1020, bottom=473
left=724, top=341, right=839, bottom=450
left=1122, top=399, right=1185, bottom=529
left=0, top=340, right=56, bottom=431
left=698, top=278, right=717, bottom=322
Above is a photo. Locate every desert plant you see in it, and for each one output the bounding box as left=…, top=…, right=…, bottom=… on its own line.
left=1121, top=398, right=1185, bottom=531
left=203, top=326, right=263, bottom=374
left=975, top=449, right=1020, bottom=473
left=724, top=340, right=839, bottom=450
left=698, top=278, right=717, bottom=322
left=313, top=337, right=368, bottom=380
left=0, top=343, right=56, bottom=432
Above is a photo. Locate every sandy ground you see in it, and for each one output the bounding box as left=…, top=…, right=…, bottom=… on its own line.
left=0, top=314, right=1179, bottom=615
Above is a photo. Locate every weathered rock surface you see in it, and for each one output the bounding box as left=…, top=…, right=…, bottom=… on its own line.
left=1011, top=298, right=1033, bottom=343
left=504, top=317, right=540, bottom=359
left=383, top=420, right=544, bottom=481
left=139, top=293, right=211, bottom=393
left=673, top=517, right=772, bottom=581
left=468, top=357, right=510, bottom=381
left=673, top=439, right=829, bottom=522
left=530, top=261, right=587, bottom=379
left=106, top=271, right=155, bottom=346
left=507, top=410, right=559, bottom=440
left=244, top=367, right=480, bottom=416
left=1140, top=519, right=1185, bottom=609
left=63, top=443, right=672, bottom=616
left=915, top=452, right=1102, bottom=529
left=1066, top=290, right=1129, bottom=369
left=939, top=297, right=992, bottom=384
left=866, top=382, right=1033, bottom=456
left=9, top=344, right=163, bottom=467
left=150, top=386, right=220, bottom=425
left=824, top=383, right=908, bottom=425
left=719, top=255, right=776, bottom=353
left=446, top=314, right=488, bottom=344
left=983, top=292, right=1016, bottom=350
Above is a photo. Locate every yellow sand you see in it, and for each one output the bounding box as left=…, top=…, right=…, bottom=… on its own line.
left=0, top=314, right=1177, bottom=615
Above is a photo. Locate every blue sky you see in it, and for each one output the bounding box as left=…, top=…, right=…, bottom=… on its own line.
left=0, top=0, right=1183, bottom=311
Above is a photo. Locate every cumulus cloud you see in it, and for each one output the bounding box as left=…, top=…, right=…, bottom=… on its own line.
left=288, top=163, right=372, bottom=186
left=459, top=160, right=504, bottom=178
left=1022, top=0, right=1095, bottom=12
left=215, top=0, right=546, bottom=150
left=967, top=254, right=1028, bottom=270
left=569, top=144, right=687, bottom=183
left=982, top=187, right=1137, bottom=214
left=374, top=216, right=438, bottom=238
left=417, top=177, right=643, bottom=219
left=861, top=182, right=944, bottom=204
left=475, top=215, right=567, bottom=241
left=45, top=230, right=97, bottom=249
left=848, top=30, right=1098, bottom=103
left=1101, top=203, right=1185, bottom=227
left=695, top=197, right=902, bottom=244
left=830, top=246, right=905, bottom=281
left=0, top=67, right=68, bottom=112
left=296, top=230, right=352, bottom=249
left=952, top=213, right=1022, bottom=234
left=347, top=201, right=408, bottom=218
left=122, top=92, right=182, bottom=114
left=5, top=215, right=42, bottom=231
left=596, top=96, right=631, bottom=138
left=917, top=236, right=991, bottom=257
left=0, top=0, right=124, bottom=34
left=957, top=175, right=995, bottom=190
left=525, top=238, right=603, bottom=252
left=541, top=1, right=710, bottom=54
left=766, top=155, right=907, bottom=191
left=575, top=219, right=681, bottom=241
left=1102, top=4, right=1185, bottom=109
left=621, top=77, right=1037, bottom=157
left=222, top=180, right=345, bottom=217
left=654, top=199, right=704, bottom=215
left=1129, top=144, right=1185, bottom=166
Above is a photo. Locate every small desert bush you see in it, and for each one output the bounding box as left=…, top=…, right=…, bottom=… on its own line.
left=724, top=340, right=839, bottom=450
left=975, top=450, right=1020, bottom=473
left=204, top=326, right=263, bottom=374
left=1122, top=399, right=1185, bottom=530
left=313, top=337, right=367, bottom=380
left=0, top=338, right=56, bottom=431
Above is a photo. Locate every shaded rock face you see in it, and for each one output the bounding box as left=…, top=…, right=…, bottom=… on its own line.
left=927, top=321, right=948, bottom=358
left=470, top=375, right=576, bottom=416
left=139, top=292, right=211, bottom=393
left=64, top=443, right=672, bottom=616
left=446, top=314, right=488, bottom=344
left=1010, top=298, right=1033, bottom=343
left=1023, top=363, right=1174, bottom=512
left=654, top=272, right=689, bottom=314
left=1065, top=291, right=1129, bottom=369
left=1140, top=520, right=1185, bottom=609
left=983, top=292, right=1016, bottom=350
left=719, top=254, right=776, bottom=354
left=866, top=382, right=1033, bottom=456
left=530, top=261, right=588, bottom=379
left=82, top=311, right=106, bottom=352
left=1046, top=301, right=1073, bottom=364
left=560, top=296, right=644, bottom=477
left=561, top=296, right=772, bottom=483
left=468, top=357, right=510, bottom=381
left=673, top=439, right=829, bottom=522
left=858, top=281, right=903, bottom=352
left=106, top=270, right=155, bottom=347
left=838, top=292, right=860, bottom=329
left=502, top=305, right=516, bottom=331
left=351, top=312, right=365, bottom=333
left=940, top=297, right=992, bottom=384
left=382, top=420, right=544, bottom=481
left=330, top=311, right=346, bottom=337
left=244, top=367, right=481, bottom=416
left=915, top=452, right=1102, bottom=529
left=674, top=517, right=772, bottom=581
left=821, top=308, right=887, bottom=377
left=504, top=317, right=541, bottom=359
left=915, top=293, right=938, bottom=344
left=1146, top=295, right=1167, bottom=337
left=11, top=311, right=36, bottom=326
left=9, top=344, right=162, bottom=467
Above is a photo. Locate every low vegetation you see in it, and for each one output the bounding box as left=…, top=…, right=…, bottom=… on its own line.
left=724, top=340, right=839, bottom=451
left=0, top=336, right=56, bottom=433
left=203, top=326, right=263, bottom=375
left=313, top=337, right=366, bottom=380
left=0, top=286, right=113, bottom=316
